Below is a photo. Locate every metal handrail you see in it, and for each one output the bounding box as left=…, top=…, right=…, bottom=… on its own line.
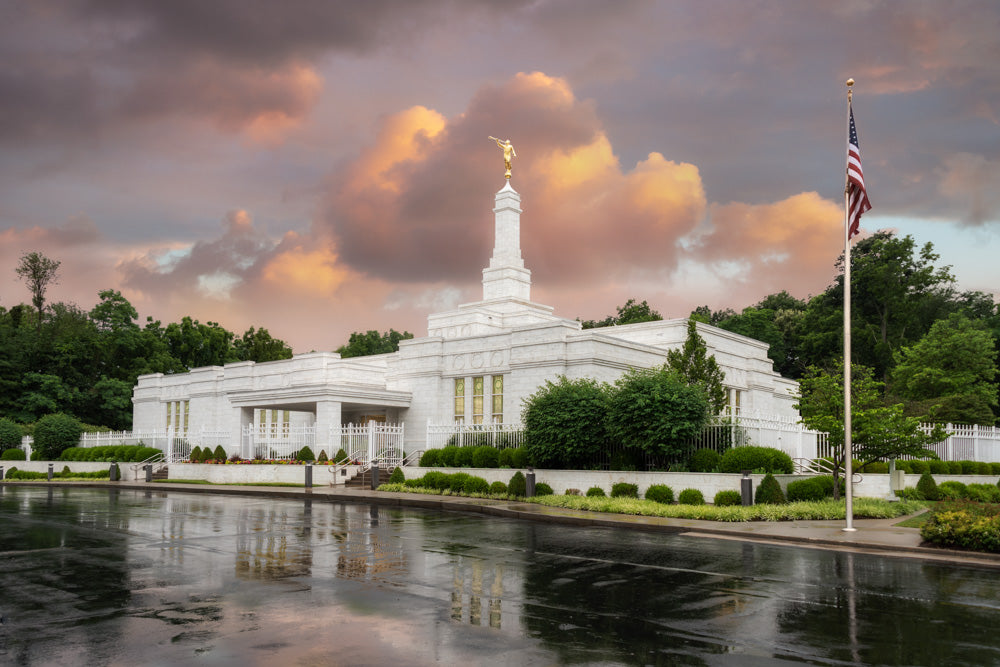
left=401, top=450, right=424, bottom=467
left=129, top=451, right=166, bottom=480
left=328, top=449, right=366, bottom=480
left=792, top=458, right=862, bottom=483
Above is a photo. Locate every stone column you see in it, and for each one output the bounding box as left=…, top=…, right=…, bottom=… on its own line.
left=315, top=400, right=342, bottom=456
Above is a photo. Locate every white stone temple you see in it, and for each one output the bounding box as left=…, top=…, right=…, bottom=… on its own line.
left=132, top=180, right=798, bottom=455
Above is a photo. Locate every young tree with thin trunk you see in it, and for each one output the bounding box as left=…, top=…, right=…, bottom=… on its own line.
left=15, top=251, right=61, bottom=331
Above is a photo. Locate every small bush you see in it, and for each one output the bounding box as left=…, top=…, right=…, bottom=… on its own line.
left=644, top=484, right=674, bottom=504
left=497, top=448, right=514, bottom=468
left=189, top=446, right=202, bottom=462
left=813, top=475, right=844, bottom=498
left=787, top=477, right=826, bottom=502
left=0, top=418, right=24, bottom=452
left=296, top=446, right=315, bottom=462
left=719, top=446, right=794, bottom=474
left=977, top=462, right=992, bottom=475
left=421, top=471, right=450, bottom=490
left=565, top=488, right=581, bottom=496
left=472, top=446, right=500, bottom=469
left=688, top=448, right=721, bottom=473
left=938, top=480, right=968, bottom=501
left=896, top=487, right=923, bottom=501
left=2, top=448, right=26, bottom=461
left=947, top=461, right=963, bottom=474
left=534, top=482, right=554, bottom=496
left=489, top=481, right=508, bottom=495
left=586, top=486, right=606, bottom=497
left=463, top=476, right=490, bottom=494
left=714, top=489, right=742, bottom=506
left=508, top=471, right=527, bottom=497
left=419, top=449, right=440, bottom=467
left=863, top=461, right=889, bottom=473
left=921, top=505, right=1000, bottom=553
left=755, top=473, right=786, bottom=505
left=908, top=460, right=928, bottom=474
left=678, top=488, right=705, bottom=505
left=610, top=482, right=639, bottom=499
left=211, top=445, right=226, bottom=461
left=916, top=471, right=939, bottom=501
left=928, top=460, right=949, bottom=474
left=509, top=448, right=529, bottom=468
left=403, top=478, right=422, bottom=488
left=334, top=448, right=348, bottom=463
left=965, top=483, right=1000, bottom=503
left=438, top=446, right=459, bottom=467
left=316, top=449, right=328, bottom=462
left=991, top=462, right=1000, bottom=476
left=454, top=446, right=476, bottom=468
left=960, top=460, right=978, bottom=475
left=388, top=467, right=405, bottom=484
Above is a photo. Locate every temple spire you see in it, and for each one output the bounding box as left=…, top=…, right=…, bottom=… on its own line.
left=482, top=181, right=531, bottom=301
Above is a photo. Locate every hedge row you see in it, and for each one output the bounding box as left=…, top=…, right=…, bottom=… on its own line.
left=3, top=466, right=111, bottom=480
left=921, top=503, right=1000, bottom=553
left=419, top=445, right=529, bottom=469
left=862, top=459, right=1000, bottom=475
left=60, top=445, right=161, bottom=462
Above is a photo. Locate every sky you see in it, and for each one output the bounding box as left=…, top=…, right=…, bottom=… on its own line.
left=1, top=0, right=998, bottom=353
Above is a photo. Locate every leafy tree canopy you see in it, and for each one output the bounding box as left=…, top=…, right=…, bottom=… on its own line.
left=336, top=329, right=414, bottom=358
left=581, top=298, right=662, bottom=329
left=666, top=319, right=727, bottom=413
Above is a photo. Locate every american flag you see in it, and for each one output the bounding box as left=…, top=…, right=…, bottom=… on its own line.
left=846, top=104, right=871, bottom=238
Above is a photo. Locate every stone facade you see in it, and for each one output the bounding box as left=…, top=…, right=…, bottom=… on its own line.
left=133, top=181, right=799, bottom=454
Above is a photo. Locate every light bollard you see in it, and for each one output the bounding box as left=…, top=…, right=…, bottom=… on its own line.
left=304, top=463, right=313, bottom=489
left=109, top=462, right=118, bottom=482
left=526, top=467, right=536, bottom=498
left=48, top=463, right=53, bottom=481
left=0, top=465, right=4, bottom=480
left=740, top=470, right=753, bottom=506
left=370, top=460, right=379, bottom=490
left=144, top=464, right=152, bottom=483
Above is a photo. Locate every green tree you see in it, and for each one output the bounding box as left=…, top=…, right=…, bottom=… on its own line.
left=890, top=313, right=998, bottom=425
left=666, top=319, right=727, bottom=413
left=32, top=413, right=83, bottom=460
left=0, top=417, right=23, bottom=452
left=522, top=377, right=610, bottom=468
left=162, top=317, right=239, bottom=369
left=234, top=326, right=294, bottom=362
left=581, top=298, right=662, bottom=329
left=15, top=251, right=61, bottom=332
left=336, top=329, right=413, bottom=357
left=797, top=362, right=946, bottom=499
left=606, top=366, right=709, bottom=457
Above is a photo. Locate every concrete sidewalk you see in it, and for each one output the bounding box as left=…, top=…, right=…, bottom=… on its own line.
left=6, top=479, right=1000, bottom=568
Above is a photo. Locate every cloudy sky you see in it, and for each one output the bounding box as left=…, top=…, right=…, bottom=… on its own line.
left=2, top=1, right=998, bottom=352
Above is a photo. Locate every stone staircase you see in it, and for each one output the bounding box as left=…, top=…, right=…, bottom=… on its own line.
left=151, top=465, right=169, bottom=481
left=344, top=467, right=383, bottom=489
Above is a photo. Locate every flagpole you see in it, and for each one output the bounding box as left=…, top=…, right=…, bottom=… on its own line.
left=843, top=78, right=856, bottom=532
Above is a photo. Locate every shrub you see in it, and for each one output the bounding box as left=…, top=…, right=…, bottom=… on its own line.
left=317, top=449, right=328, bottom=462
left=565, top=488, right=581, bottom=496
left=862, top=461, right=889, bottom=473
left=688, top=448, right=721, bottom=473
left=586, top=486, right=606, bottom=497
left=908, top=460, right=928, bottom=474
left=606, top=367, right=709, bottom=458
left=719, top=446, right=794, bottom=474
left=678, top=488, right=705, bottom=505
left=960, top=460, right=978, bottom=475
left=755, top=473, right=786, bottom=505
left=714, top=489, right=742, bottom=506
left=978, top=462, right=992, bottom=475
left=463, top=476, right=490, bottom=494
left=509, top=448, right=529, bottom=468
left=454, top=446, right=475, bottom=468
left=508, top=471, right=527, bottom=497
left=947, top=461, right=963, bottom=474
left=916, top=471, right=939, bottom=501
left=787, top=477, right=826, bottom=502
left=522, top=377, right=610, bottom=468
left=438, top=446, right=459, bottom=467
left=921, top=505, right=1000, bottom=553
left=334, top=448, right=348, bottom=463
left=189, top=446, right=202, bottom=462
left=990, top=462, right=1000, bottom=475
left=421, top=471, right=451, bottom=490
left=644, top=484, right=674, bottom=504
left=212, top=445, right=227, bottom=461
left=497, top=448, right=514, bottom=468
left=419, top=449, right=440, bottom=467
left=32, top=413, right=83, bottom=461
left=965, top=483, right=1000, bottom=503
left=388, top=467, right=405, bottom=484
left=2, top=448, right=26, bottom=460
left=895, top=487, right=923, bottom=500
left=472, top=446, right=500, bottom=469
left=0, top=418, right=23, bottom=452
left=929, top=460, right=949, bottom=474
left=489, top=481, right=508, bottom=495
left=938, top=481, right=968, bottom=501
left=534, top=482, right=554, bottom=496
left=814, top=475, right=844, bottom=498
left=296, top=446, right=315, bottom=462
left=610, top=482, right=639, bottom=499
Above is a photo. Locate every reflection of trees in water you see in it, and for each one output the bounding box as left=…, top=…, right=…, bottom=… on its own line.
left=0, top=487, right=132, bottom=665
left=776, top=552, right=1000, bottom=665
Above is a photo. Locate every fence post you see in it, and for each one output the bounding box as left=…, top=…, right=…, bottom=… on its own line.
left=368, top=421, right=375, bottom=466
left=166, top=426, right=174, bottom=464
left=973, top=424, right=980, bottom=462
left=947, top=424, right=954, bottom=461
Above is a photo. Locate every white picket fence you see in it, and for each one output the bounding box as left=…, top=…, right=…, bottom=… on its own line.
left=426, top=421, right=526, bottom=450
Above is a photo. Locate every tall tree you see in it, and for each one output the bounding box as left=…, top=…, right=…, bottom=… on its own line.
left=581, top=298, right=662, bottom=329
left=235, top=327, right=294, bottom=362
left=666, top=319, right=727, bottom=413
left=15, top=252, right=60, bottom=331
left=890, top=313, right=998, bottom=425
left=336, top=329, right=414, bottom=358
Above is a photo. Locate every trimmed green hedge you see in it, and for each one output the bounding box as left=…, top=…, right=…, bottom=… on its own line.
left=60, top=445, right=160, bottom=463
left=755, top=473, right=786, bottom=504
left=2, top=448, right=26, bottom=461
left=678, top=488, right=705, bottom=505
left=714, top=489, right=742, bottom=506
left=719, top=446, right=794, bottom=474
left=644, top=484, right=674, bottom=504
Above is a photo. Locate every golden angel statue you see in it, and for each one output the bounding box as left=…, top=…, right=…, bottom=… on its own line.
left=488, top=136, right=516, bottom=179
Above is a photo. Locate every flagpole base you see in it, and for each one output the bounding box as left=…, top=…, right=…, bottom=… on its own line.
left=842, top=527, right=858, bottom=533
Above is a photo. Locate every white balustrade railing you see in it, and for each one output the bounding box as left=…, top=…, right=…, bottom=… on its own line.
left=425, top=421, right=525, bottom=450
